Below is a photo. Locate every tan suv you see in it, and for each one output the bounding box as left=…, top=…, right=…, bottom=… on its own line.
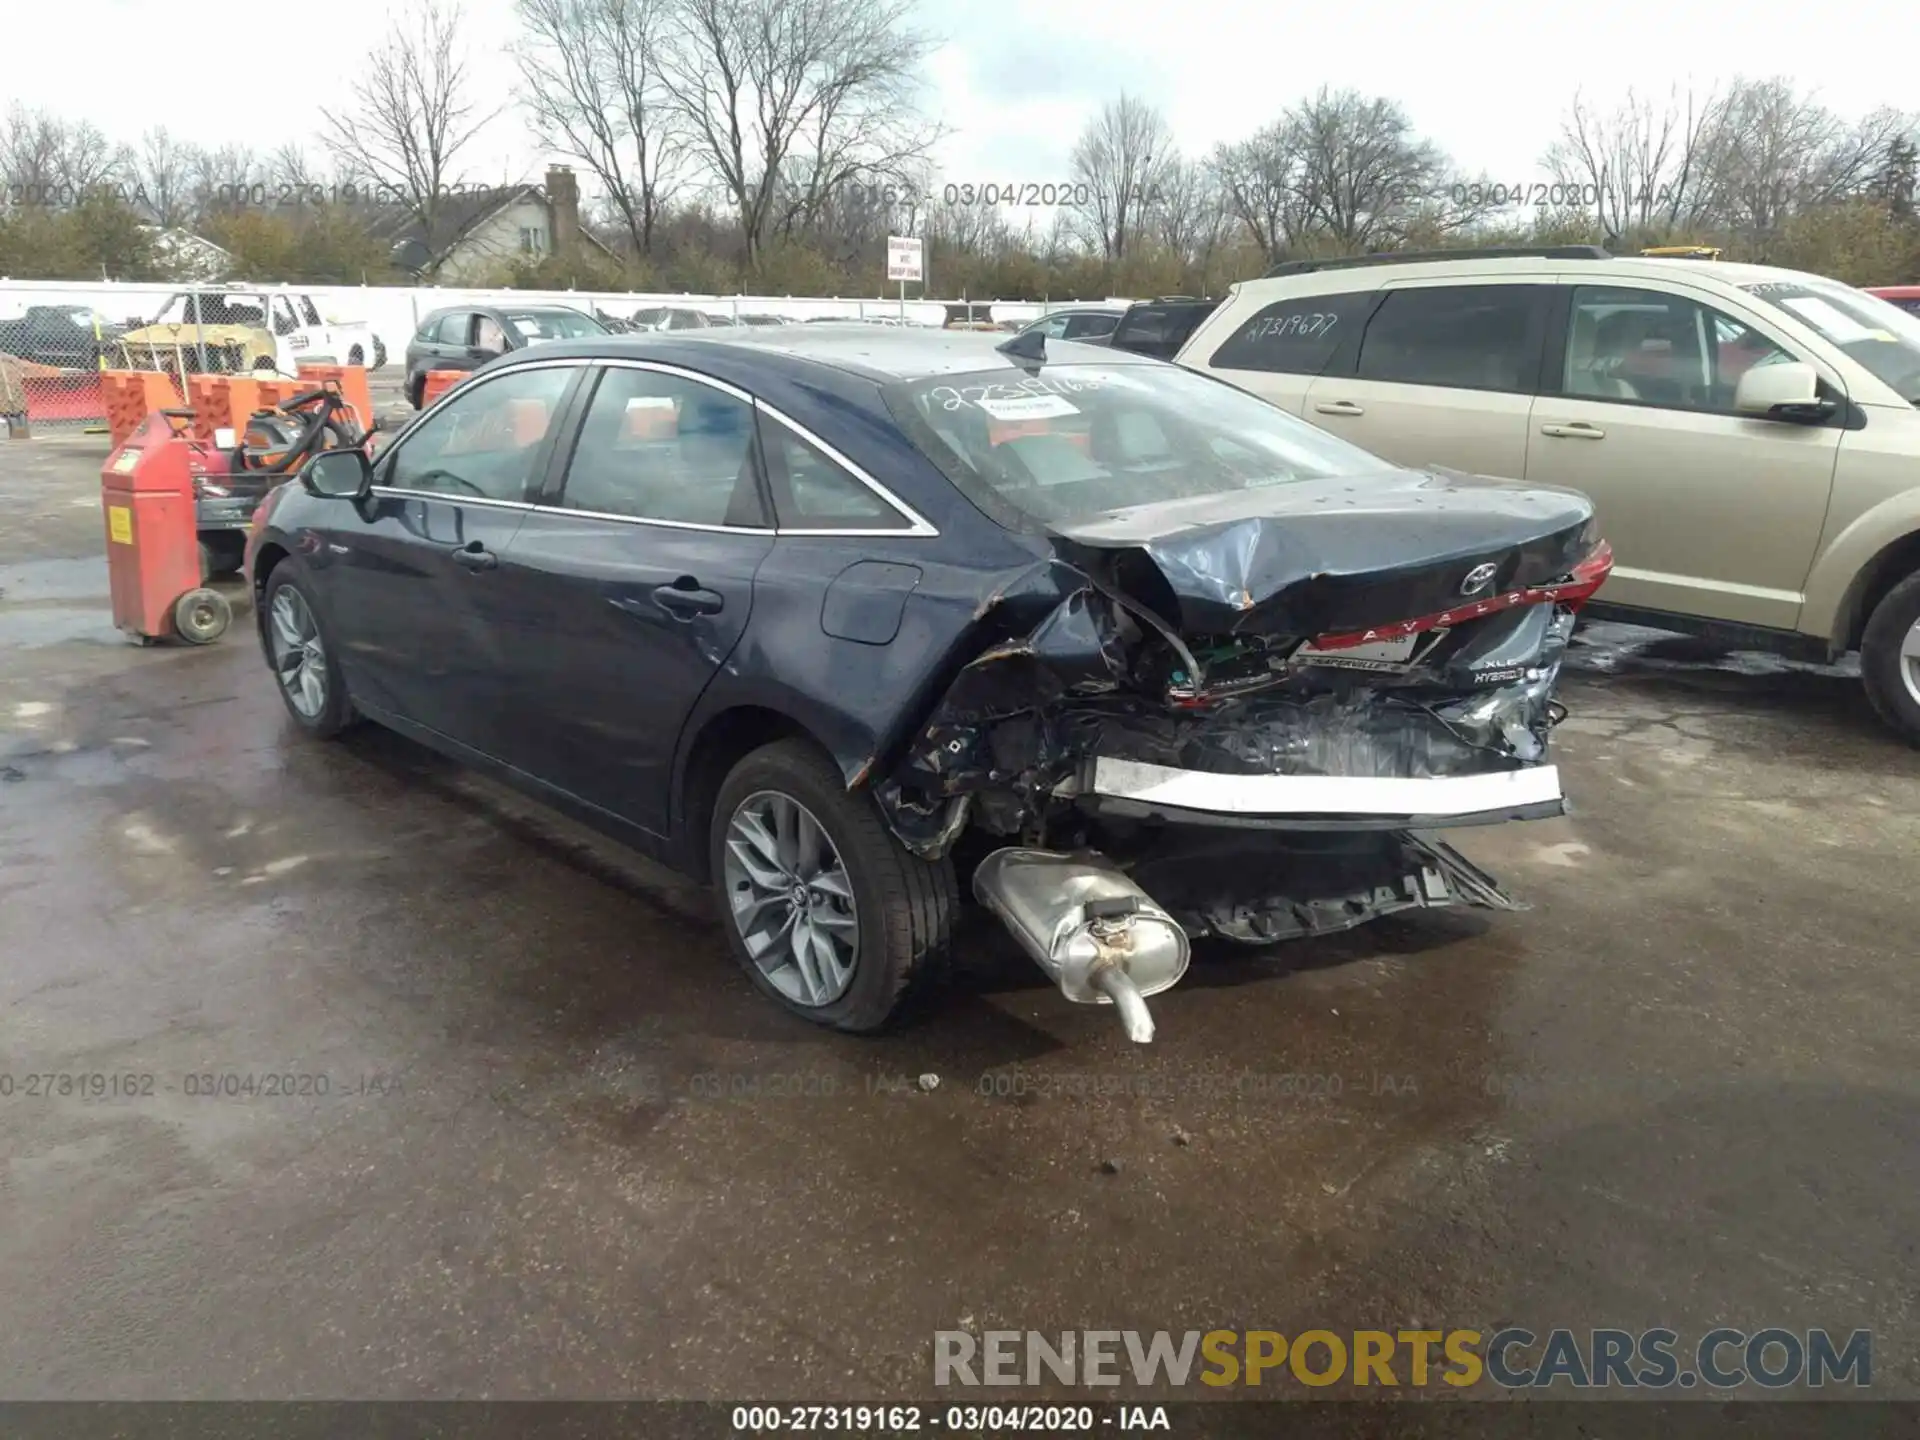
left=1174, top=245, right=1920, bottom=743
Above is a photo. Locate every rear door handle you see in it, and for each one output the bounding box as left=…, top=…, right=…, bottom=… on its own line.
left=451, top=542, right=496, bottom=570
left=1539, top=421, right=1606, bottom=439
left=652, top=581, right=724, bottom=618
left=1313, top=400, right=1365, bottom=416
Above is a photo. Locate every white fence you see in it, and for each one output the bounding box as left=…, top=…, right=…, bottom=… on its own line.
left=0, top=279, right=1079, bottom=364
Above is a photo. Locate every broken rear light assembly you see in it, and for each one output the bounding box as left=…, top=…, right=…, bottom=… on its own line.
left=1306, top=540, right=1614, bottom=653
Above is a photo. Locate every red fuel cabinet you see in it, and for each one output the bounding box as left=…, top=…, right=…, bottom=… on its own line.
left=101, top=409, right=233, bottom=645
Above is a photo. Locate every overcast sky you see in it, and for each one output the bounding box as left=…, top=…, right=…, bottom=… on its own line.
left=18, top=0, right=1913, bottom=207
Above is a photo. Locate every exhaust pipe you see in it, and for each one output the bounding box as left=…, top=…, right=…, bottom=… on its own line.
left=972, top=848, right=1191, bottom=1043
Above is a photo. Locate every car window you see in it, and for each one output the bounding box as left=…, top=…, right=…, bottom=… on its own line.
left=557, top=367, right=765, bottom=527
left=759, top=418, right=913, bottom=531
left=1563, top=286, right=1794, bottom=412
left=298, top=296, right=322, bottom=327
left=1355, top=285, right=1540, bottom=392
left=435, top=313, right=470, bottom=346
left=1032, top=314, right=1073, bottom=339
left=270, top=297, right=299, bottom=336
left=384, top=365, right=574, bottom=502
left=884, top=362, right=1392, bottom=531
left=1207, top=291, right=1373, bottom=375
left=1741, top=278, right=1920, bottom=402
left=1066, top=313, right=1118, bottom=339
left=507, top=308, right=604, bottom=340
left=475, top=315, right=508, bottom=352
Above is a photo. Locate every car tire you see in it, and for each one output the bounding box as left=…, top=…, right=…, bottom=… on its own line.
left=1860, top=570, right=1920, bottom=746
left=172, top=587, right=231, bottom=645
left=710, top=738, right=957, bottom=1032
left=407, top=373, right=426, bottom=409
left=262, top=561, right=358, bottom=739
left=347, top=344, right=364, bottom=367
left=372, top=338, right=387, bottom=370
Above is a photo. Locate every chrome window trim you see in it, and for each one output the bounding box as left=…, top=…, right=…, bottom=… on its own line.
left=753, top=403, right=939, bottom=537
left=517, top=356, right=940, bottom=539
left=369, top=489, right=538, bottom=512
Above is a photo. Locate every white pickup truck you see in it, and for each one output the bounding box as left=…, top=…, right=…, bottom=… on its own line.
left=117, top=287, right=386, bottom=376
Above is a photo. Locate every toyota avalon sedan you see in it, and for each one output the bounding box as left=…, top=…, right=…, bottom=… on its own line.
left=247, top=327, right=1612, bottom=1043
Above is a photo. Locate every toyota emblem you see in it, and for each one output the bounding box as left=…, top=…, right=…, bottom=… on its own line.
left=1460, top=563, right=1499, bottom=595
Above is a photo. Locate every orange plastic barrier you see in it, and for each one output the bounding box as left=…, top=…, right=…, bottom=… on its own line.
left=184, top=375, right=264, bottom=443
left=422, top=369, right=466, bottom=406
left=101, top=371, right=187, bottom=448
left=296, top=363, right=374, bottom=433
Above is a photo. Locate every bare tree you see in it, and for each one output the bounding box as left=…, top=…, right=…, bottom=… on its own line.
left=1287, top=88, right=1455, bottom=250
left=0, top=105, right=124, bottom=200
left=1149, top=155, right=1225, bottom=267
left=657, top=0, right=942, bottom=270
left=131, top=128, right=201, bottom=227
left=1211, top=121, right=1311, bottom=261
left=1068, top=94, right=1173, bottom=260
left=321, top=0, right=497, bottom=239
left=1545, top=85, right=1749, bottom=241
left=515, top=0, right=683, bottom=255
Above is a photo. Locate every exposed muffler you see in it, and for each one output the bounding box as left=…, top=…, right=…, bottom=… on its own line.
left=971, top=848, right=1191, bottom=1043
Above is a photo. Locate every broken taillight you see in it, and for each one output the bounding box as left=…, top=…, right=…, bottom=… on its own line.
left=1307, top=540, right=1614, bottom=652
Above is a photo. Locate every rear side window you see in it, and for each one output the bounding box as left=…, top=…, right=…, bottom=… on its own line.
left=759, top=418, right=914, bottom=531
left=1207, top=291, right=1373, bottom=374
left=557, top=367, right=764, bottom=527
left=1355, top=285, right=1542, bottom=393
left=1066, top=312, right=1118, bottom=339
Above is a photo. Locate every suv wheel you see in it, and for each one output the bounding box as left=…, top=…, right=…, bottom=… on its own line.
left=709, top=739, right=956, bottom=1032
left=1860, top=570, right=1920, bottom=745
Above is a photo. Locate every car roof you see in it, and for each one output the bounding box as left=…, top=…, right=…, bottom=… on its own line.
left=1232, top=253, right=1843, bottom=293
left=602, top=324, right=1166, bottom=382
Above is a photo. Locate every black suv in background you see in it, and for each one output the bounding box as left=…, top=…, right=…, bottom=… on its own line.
left=1107, top=297, right=1221, bottom=359
left=403, top=304, right=607, bottom=407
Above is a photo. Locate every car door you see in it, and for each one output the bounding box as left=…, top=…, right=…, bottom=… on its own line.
left=487, top=362, right=775, bottom=833
left=1195, top=288, right=1377, bottom=416
left=1300, top=280, right=1549, bottom=478
left=1524, top=280, right=1844, bottom=629
left=321, top=361, right=584, bottom=752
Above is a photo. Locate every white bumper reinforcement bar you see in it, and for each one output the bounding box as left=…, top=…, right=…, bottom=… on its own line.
left=1089, top=758, right=1565, bottom=822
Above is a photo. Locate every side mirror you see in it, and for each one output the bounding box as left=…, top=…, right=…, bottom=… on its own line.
left=301, top=448, right=372, bottom=500
left=1735, top=361, right=1834, bottom=422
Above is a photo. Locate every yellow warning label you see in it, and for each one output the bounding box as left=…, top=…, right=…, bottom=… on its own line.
left=108, top=505, right=133, bottom=545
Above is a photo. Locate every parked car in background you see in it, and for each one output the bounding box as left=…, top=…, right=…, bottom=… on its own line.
left=403, top=303, right=607, bottom=407
left=595, top=310, right=635, bottom=333
left=1174, top=245, right=1920, bottom=742
left=119, top=288, right=383, bottom=376
left=630, top=307, right=712, bottom=332
left=0, top=305, right=128, bottom=369
left=1864, top=286, right=1920, bottom=318
left=1015, top=305, right=1127, bottom=346
left=247, top=326, right=1608, bottom=1042
left=1107, top=297, right=1221, bottom=359
left=737, top=314, right=790, bottom=327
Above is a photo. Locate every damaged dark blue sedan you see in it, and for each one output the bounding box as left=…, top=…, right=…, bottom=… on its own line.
left=247, top=326, right=1612, bottom=1043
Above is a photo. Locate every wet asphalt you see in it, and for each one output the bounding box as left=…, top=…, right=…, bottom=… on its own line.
left=1, top=416, right=1918, bottom=1405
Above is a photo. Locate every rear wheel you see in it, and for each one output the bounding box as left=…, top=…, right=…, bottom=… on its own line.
left=371, top=338, right=387, bottom=370
left=710, top=739, right=956, bottom=1032
left=347, top=344, right=364, bottom=367
left=173, top=588, right=230, bottom=645
left=407, top=373, right=426, bottom=409
left=1860, top=570, right=1920, bottom=745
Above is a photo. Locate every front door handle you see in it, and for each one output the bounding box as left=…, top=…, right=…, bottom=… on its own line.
left=451, top=542, right=497, bottom=571
left=652, top=580, right=724, bottom=618
left=1539, top=421, right=1606, bottom=439
left=1313, top=399, right=1365, bottom=416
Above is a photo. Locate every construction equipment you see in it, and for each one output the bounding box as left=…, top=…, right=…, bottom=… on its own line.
left=197, top=384, right=366, bottom=576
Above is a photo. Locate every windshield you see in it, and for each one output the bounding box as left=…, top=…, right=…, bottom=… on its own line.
left=505, top=308, right=605, bottom=342
left=152, top=292, right=267, bottom=327
left=884, top=363, right=1391, bottom=529
left=1741, top=279, right=1920, bottom=402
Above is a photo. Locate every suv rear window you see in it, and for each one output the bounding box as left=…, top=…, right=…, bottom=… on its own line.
left=1208, top=291, right=1374, bottom=374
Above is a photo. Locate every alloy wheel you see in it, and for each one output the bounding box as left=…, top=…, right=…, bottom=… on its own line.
left=1902, top=617, right=1920, bottom=710
left=269, top=586, right=329, bottom=719
left=721, top=790, right=860, bottom=1008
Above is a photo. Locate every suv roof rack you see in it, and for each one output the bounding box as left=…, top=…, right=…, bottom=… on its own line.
left=1262, top=245, right=1612, bottom=278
